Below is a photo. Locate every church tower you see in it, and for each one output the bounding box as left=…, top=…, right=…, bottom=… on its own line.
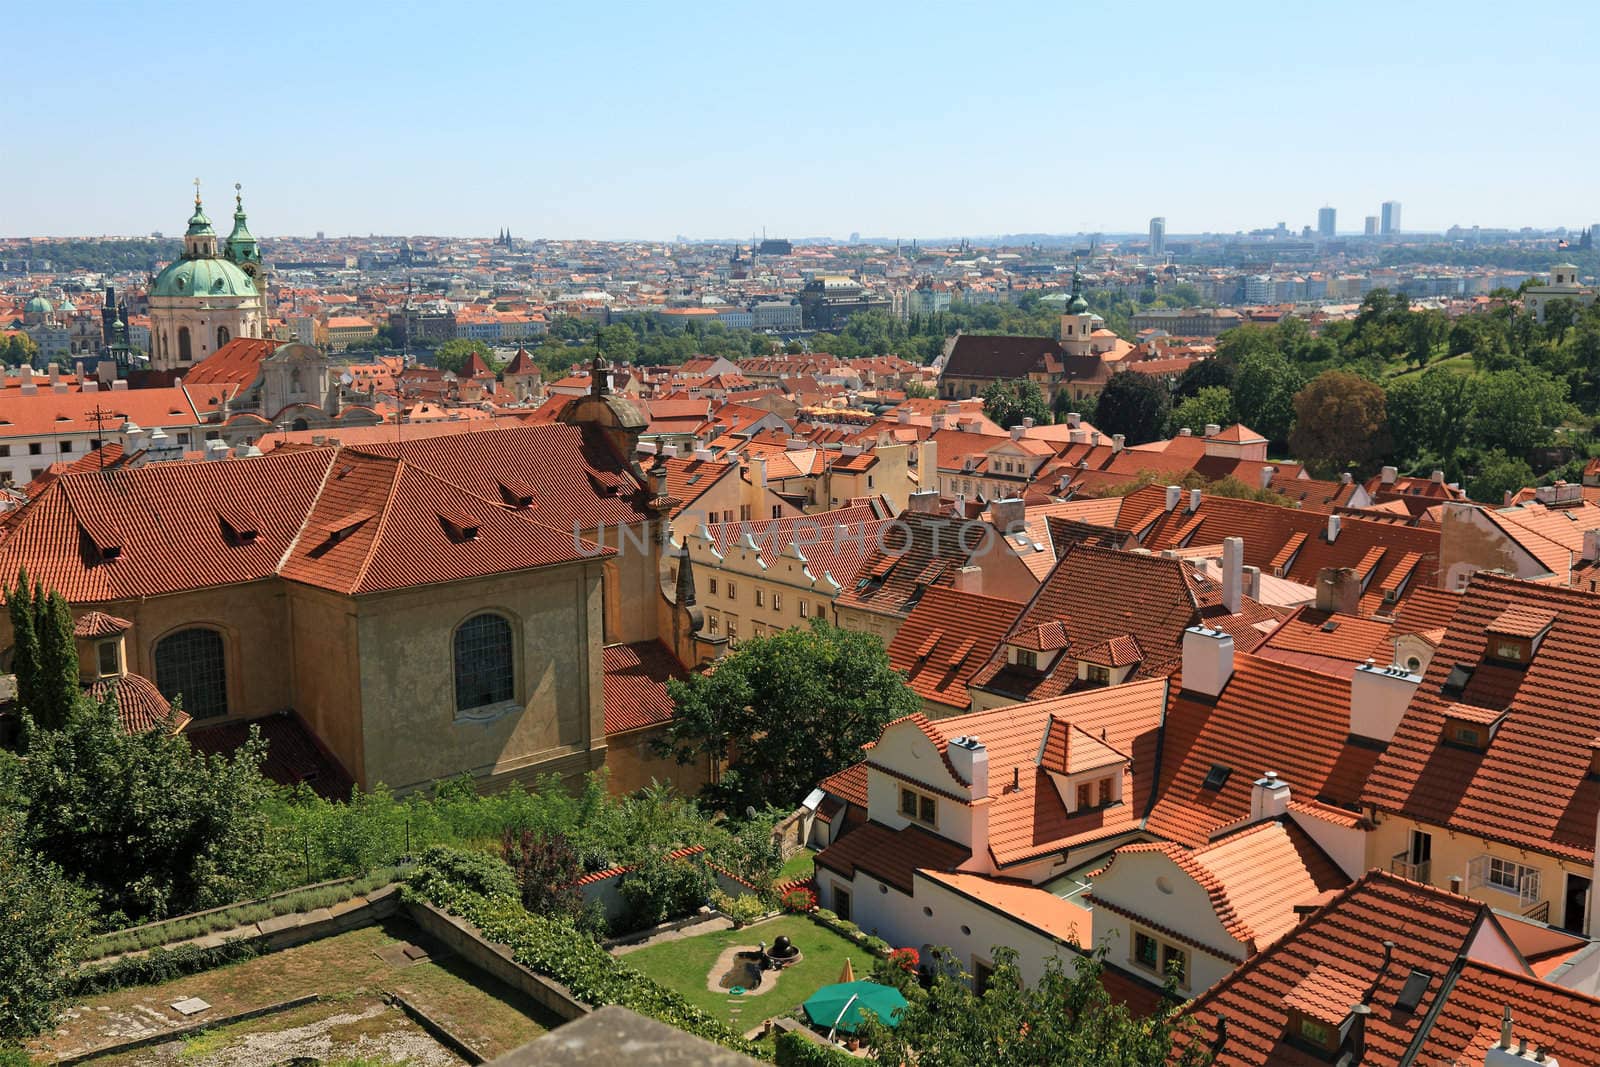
left=1058, top=267, right=1105, bottom=357
left=147, top=182, right=265, bottom=371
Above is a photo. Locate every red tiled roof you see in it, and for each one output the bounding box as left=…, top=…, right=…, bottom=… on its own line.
left=186, top=710, right=354, bottom=801
left=819, top=762, right=868, bottom=809
left=704, top=502, right=892, bottom=589
left=887, top=586, right=1021, bottom=711
left=602, top=640, right=686, bottom=735
left=1147, top=653, right=1376, bottom=847
left=73, top=609, right=130, bottom=637
left=89, top=672, right=187, bottom=734
left=1176, top=871, right=1600, bottom=1066
left=183, top=337, right=282, bottom=387
left=1363, top=573, right=1600, bottom=863
left=815, top=820, right=970, bottom=893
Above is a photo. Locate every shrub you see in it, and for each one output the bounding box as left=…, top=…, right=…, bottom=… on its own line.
left=617, top=855, right=711, bottom=931
left=781, top=886, right=817, bottom=913
left=405, top=855, right=760, bottom=1058
left=410, top=845, right=516, bottom=902
left=887, top=947, right=919, bottom=972
left=862, top=935, right=890, bottom=955
left=711, top=890, right=767, bottom=927
left=774, top=1029, right=858, bottom=1066
left=72, top=939, right=260, bottom=997
left=503, top=829, right=584, bottom=921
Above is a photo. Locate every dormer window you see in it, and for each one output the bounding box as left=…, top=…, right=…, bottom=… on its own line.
left=1442, top=702, right=1507, bottom=752
left=899, top=786, right=937, bottom=828
left=96, top=640, right=120, bottom=678
left=1017, top=649, right=1038, bottom=670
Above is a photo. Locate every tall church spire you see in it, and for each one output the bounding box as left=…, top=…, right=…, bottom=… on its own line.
left=224, top=182, right=260, bottom=267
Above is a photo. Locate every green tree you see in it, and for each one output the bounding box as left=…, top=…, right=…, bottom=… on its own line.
left=903, top=379, right=934, bottom=400
left=2, top=334, right=39, bottom=368
left=857, top=945, right=1207, bottom=1067
left=433, top=338, right=496, bottom=374
left=1169, top=386, right=1235, bottom=437
left=1470, top=369, right=1573, bottom=455
left=1385, top=371, right=1475, bottom=473
left=596, top=324, right=639, bottom=363
left=660, top=619, right=919, bottom=811
left=0, top=816, right=93, bottom=1040
left=1288, top=371, right=1393, bottom=477
left=1230, top=350, right=1304, bottom=444
left=1469, top=449, right=1537, bottom=505
left=1174, top=357, right=1234, bottom=399
left=13, top=699, right=277, bottom=924
left=7, top=575, right=78, bottom=735
left=1405, top=309, right=1449, bottom=368
left=981, top=379, right=1052, bottom=429
left=1094, top=371, right=1172, bottom=446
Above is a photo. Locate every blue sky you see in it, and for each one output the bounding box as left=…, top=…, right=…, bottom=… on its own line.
left=7, top=0, right=1596, bottom=239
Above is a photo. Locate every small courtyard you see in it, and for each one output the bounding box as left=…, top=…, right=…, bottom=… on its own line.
left=623, top=913, right=875, bottom=1033
left=36, top=920, right=564, bottom=1064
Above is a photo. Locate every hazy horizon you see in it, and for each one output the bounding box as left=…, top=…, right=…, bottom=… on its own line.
left=6, top=0, right=1596, bottom=241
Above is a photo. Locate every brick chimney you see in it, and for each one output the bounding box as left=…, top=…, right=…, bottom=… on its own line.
left=989, top=498, right=1025, bottom=534
left=1249, top=772, right=1290, bottom=821
left=908, top=489, right=941, bottom=514
left=1315, top=567, right=1361, bottom=615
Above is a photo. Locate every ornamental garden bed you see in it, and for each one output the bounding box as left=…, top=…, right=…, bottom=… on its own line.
left=622, top=914, right=868, bottom=1032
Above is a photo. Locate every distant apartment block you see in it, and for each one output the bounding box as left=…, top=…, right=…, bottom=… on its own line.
left=1381, top=200, right=1402, bottom=235
left=1317, top=206, right=1336, bottom=237
left=1128, top=307, right=1245, bottom=337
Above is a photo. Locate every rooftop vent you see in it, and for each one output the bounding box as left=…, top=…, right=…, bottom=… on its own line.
left=438, top=509, right=480, bottom=542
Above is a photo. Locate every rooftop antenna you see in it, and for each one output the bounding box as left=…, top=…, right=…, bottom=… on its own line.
left=87, top=405, right=114, bottom=469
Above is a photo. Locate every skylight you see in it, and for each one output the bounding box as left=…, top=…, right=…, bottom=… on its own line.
left=1202, top=764, right=1232, bottom=791
left=1396, top=969, right=1433, bottom=1013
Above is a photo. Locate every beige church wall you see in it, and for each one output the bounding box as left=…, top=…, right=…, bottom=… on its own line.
left=585, top=521, right=659, bottom=645
left=112, top=580, right=293, bottom=726
left=603, top=724, right=712, bottom=797
left=353, top=562, right=607, bottom=794
left=285, top=582, right=368, bottom=786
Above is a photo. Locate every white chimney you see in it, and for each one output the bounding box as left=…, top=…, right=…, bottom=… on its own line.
left=1022, top=417, right=1035, bottom=430
left=1010, top=424, right=1024, bottom=441
left=111, top=380, right=129, bottom=391
left=931, top=413, right=946, bottom=431
left=1182, top=625, right=1235, bottom=697
left=751, top=454, right=767, bottom=488
left=1583, top=529, right=1600, bottom=563
left=1204, top=422, right=1222, bottom=437
left=1485, top=1008, right=1562, bottom=1067
left=1243, top=565, right=1261, bottom=600
left=1430, top=469, right=1444, bottom=484
left=1249, top=772, right=1291, bottom=821
left=1349, top=659, right=1421, bottom=744
left=1178, top=427, right=1192, bottom=436
left=1067, top=412, right=1081, bottom=428
left=946, top=736, right=989, bottom=801
left=1188, top=488, right=1203, bottom=512
left=1340, top=472, right=1353, bottom=485
left=1112, top=433, right=1125, bottom=453
left=1164, top=484, right=1182, bottom=511
left=204, top=439, right=229, bottom=461
left=20, top=381, right=36, bottom=396
left=1327, top=513, right=1342, bottom=543
left=990, top=497, right=1025, bottom=533
left=693, top=448, right=715, bottom=462
left=954, top=565, right=983, bottom=594
left=83, top=380, right=98, bottom=393
left=1380, top=465, right=1398, bottom=485
left=1259, top=464, right=1276, bottom=490
left=1069, top=428, right=1086, bottom=444
left=51, top=381, right=68, bottom=394
left=898, top=409, right=911, bottom=424
left=1222, top=536, right=1243, bottom=614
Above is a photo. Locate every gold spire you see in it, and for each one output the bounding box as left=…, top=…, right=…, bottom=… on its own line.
left=194, top=176, right=202, bottom=207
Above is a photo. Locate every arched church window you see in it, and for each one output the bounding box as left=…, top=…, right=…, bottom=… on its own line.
left=454, top=613, right=514, bottom=714
left=178, top=327, right=192, bottom=362
left=217, top=326, right=230, bottom=348
left=291, top=368, right=303, bottom=393
left=291, top=417, right=309, bottom=431
left=153, top=627, right=227, bottom=719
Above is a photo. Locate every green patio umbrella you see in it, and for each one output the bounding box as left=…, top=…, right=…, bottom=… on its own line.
left=803, top=980, right=908, bottom=1035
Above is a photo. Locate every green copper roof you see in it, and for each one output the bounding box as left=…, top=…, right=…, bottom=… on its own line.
left=24, top=295, right=53, bottom=314
left=1068, top=293, right=1089, bottom=314
left=186, top=198, right=215, bottom=237
left=150, top=256, right=257, bottom=299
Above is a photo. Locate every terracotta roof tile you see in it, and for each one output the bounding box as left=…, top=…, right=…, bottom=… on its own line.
left=602, top=640, right=686, bottom=735
left=815, top=820, right=970, bottom=893
left=887, top=586, right=1021, bottom=711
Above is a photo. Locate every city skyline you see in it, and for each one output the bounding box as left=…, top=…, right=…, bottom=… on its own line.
left=5, top=1, right=1597, bottom=240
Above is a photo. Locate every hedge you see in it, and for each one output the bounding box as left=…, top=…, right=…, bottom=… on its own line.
left=773, top=1030, right=859, bottom=1067
left=85, top=866, right=405, bottom=960
left=71, top=939, right=261, bottom=997
left=405, top=848, right=764, bottom=1059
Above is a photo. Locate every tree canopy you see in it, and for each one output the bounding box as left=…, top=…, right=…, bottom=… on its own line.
left=1094, top=371, right=1171, bottom=446
left=981, top=379, right=1053, bottom=429
left=1288, top=371, right=1392, bottom=477
left=857, top=945, right=1207, bottom=1067
left=659, top=619, right=920, bottom=811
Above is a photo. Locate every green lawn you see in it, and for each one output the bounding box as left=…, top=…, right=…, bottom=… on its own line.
left=625, top=914, right=867, bottom=1031
left=776, top=848, right=816, bottom=884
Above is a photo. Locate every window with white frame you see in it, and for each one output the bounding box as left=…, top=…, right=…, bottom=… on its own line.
left=898, top=786, right=937, bottom=828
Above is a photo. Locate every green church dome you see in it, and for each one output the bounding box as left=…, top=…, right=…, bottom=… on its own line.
left=24, top=295, right=53, bottom=314
left=150, top=256, right=258, bottom=299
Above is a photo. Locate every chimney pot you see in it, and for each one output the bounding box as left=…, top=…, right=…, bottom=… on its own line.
left=1222, top=536, right=1243, bottom=614
left=1164, top=484, right=1182, bottom=511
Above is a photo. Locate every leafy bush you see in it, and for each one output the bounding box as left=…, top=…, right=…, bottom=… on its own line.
left=503, top=829, right=584, bottom=921
left=617, top=854, right=712, bottom=932
left=781, top=886, right=817, bottom=913
left=888, top=947, right=919, bottom=972
left=863, top=935, right=890, bottom=955
left=774, top=1029, right=858, bottom=1066
left=711, top=890, right=767, bottom=927
left=404, top=855, right=760, bottom=1058
left=410, top=845, right=517, bottom=902
left=0, top=817, right=93, bottom=1039
left=72, top=939, right=260, bottom=996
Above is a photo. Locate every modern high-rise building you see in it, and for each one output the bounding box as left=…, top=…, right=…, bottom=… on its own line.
left=1381, top=201, right=1402, bottom=235
left=1149, top=217, right=1166, bottom=257
left=1364, top=216, right=1379, bottom=236
left=1317, top=207, right=1337, bottom=237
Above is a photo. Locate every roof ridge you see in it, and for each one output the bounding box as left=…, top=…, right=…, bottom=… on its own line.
left=276, top=447, right=347, bottom=578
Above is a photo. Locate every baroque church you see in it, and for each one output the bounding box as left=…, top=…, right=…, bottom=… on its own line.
left=148, top=182, right=267, bottom=371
